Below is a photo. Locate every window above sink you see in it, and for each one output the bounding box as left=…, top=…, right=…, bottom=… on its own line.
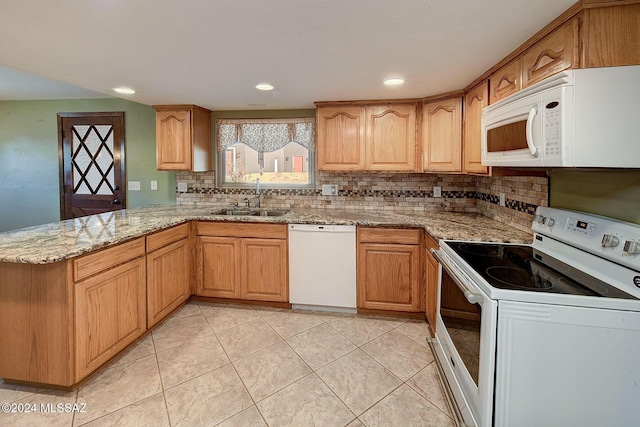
left=216, top=118, right=316, bottom=189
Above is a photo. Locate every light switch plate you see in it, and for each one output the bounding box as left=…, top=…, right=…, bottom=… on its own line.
left=433, top=186, right=442, bottom=198
left=500, top=192, right=506, bottom=207
left=177, top=182, right=188, bottom=192
left=128, top=181, right=140, bottom=191
left=150, top=180, right=158, bottom=191
left=321, top=184, right=338, bottom=196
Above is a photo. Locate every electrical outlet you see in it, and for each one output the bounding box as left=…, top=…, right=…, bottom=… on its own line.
left=128, top=181, right=140, bottom=191
left=433, top=186, right=442, bottom=198
left=177, top=182, right=188, bottom=192
left=322, top=184, right=338, bottom=196
left=500, top=192, right=506, bottom=207
left=150, top=180, right=158, bottom=191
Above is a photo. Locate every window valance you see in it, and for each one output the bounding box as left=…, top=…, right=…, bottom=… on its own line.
left=216, top=118, right=316, bottom=153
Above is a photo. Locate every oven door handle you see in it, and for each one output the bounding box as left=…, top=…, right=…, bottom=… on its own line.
left=431, top=249, right=482, bottom=305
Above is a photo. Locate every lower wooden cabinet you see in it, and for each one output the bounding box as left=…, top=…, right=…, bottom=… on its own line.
left=357, top=227, right=422, bottom=312
left=425, top=234, right=439, bottom=337
left=75, top=257, right=146, bottom=379
left=147, top=238, right=190, bottom=328
left=196, top=222, right=288, bottom=302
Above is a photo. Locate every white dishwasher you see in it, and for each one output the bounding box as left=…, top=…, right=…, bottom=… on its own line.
left=288, top=224, right=357, bottom=312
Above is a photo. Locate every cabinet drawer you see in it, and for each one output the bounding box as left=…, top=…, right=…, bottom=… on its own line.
left=425, top=233, right=439, bottom=252
left=196, top=221, right=287, bottom=239
left=146, top=223, right=189, bottom=252
left=73, top=238, right=145, bottom=282
left=358, top=227, right=421, bottom=245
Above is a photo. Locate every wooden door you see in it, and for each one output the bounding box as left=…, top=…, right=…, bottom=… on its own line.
left=357, top=243, right=420, bottom=312
left=316, top=106, right=366, bottom=171
left=197, top=236, right=241, bottom=298
left=464, top=81, right=490, bottom=174
left=366, top=104, right=417, bottom=171
left=147, top=238, right=190, bottom=328
left=293, top=156, right=304, bottom=173
left=241, top=238, right=288, bottom=302
left=422, top=98, right=462, bottom=172
left=58, top=112, right=125, bottom=220
left=75, top=257, right=146, bottom=379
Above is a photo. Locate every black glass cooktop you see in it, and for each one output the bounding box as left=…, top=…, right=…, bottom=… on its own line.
left=447, top=242, right=636, bottom=299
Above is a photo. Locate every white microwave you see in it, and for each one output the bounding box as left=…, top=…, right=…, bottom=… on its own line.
left=481, top=65, right=640, bottom=167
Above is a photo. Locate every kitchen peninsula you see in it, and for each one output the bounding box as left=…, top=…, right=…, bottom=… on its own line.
left=0, top=205, right=531, bottom=389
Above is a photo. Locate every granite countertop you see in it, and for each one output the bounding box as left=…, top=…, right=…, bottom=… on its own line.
left=0, top=205, right=533, bottom=264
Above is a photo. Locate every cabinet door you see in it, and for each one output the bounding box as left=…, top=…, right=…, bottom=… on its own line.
left=241, top=238, right=288, bottom=302
left=156, top=109, right=192, bottom=170
left=490, top=59, right=521, bottom=104
left=366, top=104, right=417, bottom=171
left=357, top=243, right=420, bottom=312
left=316, top=106, right=366, bottom=171
left=422, top=98, right=462, bottom=172
left=147, top=238, right=190, bottom=328
left=463, top=81, right=490, bottom=174
left=75, top=258, right=146, bottom=379
left=583, top=4, right=640, bottom=68
left=197, top=236, right=241, bottom=298
left=521, top=18, right=579, bottom=88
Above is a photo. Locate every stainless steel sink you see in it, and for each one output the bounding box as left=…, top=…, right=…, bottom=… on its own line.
left=212, top=209, right=290, bottom=217
left=252, top=210, right=290, bottom=217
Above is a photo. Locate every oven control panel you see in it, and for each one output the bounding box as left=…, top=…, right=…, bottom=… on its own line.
left=533, top=207, right=640, bottom=271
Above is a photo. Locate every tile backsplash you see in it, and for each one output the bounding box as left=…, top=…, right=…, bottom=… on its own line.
left=176, top=171, right=548, bottom=234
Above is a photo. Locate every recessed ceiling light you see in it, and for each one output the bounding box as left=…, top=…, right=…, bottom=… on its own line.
left=384, top=78, right=405, bottom=86
left=113, top=87, right=135, bottom=94
left=254, top=83, right=275, bottom=91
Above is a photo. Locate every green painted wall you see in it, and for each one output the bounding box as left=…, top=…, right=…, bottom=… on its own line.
left=0, top=98, right=175, bottom=232
left=549, top=170, right=640, bottom=224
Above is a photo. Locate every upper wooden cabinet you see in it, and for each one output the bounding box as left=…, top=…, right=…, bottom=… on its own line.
left=521, top=18, right=579, bottom=88
left=582, top=3, right=640, bottom=68
left=422, top=97, right=462, bottom=172
left=154, top=105, right=212, bottom=171
left=316, top=102, right=418, bottom=172
left=316, top=106, right=366, bottom=171
left=365, top=104, right=418, bottom=171
left=463, top=81, right=490, bottom=175
left=490, top=59, right=521, bottom=104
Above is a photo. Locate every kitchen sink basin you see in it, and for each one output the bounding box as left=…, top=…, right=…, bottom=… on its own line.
left=212, top=209, right=290, bottom=217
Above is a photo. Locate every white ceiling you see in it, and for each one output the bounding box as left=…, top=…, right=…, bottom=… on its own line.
left=0, top=0, right=576, bottom=110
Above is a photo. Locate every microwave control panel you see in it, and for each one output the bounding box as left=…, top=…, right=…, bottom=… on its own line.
left=544, top=101, right=561, bottom=157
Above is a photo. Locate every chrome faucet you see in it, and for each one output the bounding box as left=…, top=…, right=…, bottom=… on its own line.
left=255, top=178, right=261, bottom=208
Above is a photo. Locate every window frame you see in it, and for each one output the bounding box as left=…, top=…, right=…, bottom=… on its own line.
left=215, top=118, right=316, bottom=189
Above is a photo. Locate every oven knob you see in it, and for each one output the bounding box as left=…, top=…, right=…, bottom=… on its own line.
left=535, top=214, right=546, bottom=224
left=543, top=217, right=555, bottom=227
left=623, top=241, right=640, bottom=255
left=601, top=234, right=620, bottom=248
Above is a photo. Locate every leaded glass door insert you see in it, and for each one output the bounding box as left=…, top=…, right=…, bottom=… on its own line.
left=59, top=112, right=125, bottom=220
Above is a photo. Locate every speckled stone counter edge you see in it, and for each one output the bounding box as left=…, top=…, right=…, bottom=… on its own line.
left=0, top=205, right=534, bottom=264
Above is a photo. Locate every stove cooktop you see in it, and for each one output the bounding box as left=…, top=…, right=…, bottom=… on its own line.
left=446, top=242, right=637, bottom=299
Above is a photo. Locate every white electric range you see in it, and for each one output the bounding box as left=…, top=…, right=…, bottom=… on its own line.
left=431, top=207, right=640, bottom=427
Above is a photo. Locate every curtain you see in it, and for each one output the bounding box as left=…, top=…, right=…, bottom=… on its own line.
left=216, top=118, right=316, bottom=153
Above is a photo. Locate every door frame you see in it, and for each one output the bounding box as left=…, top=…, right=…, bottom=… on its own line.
left=57, top=112, right=126, bottom=220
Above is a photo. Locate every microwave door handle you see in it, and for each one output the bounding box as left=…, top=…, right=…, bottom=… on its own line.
left=431, top=249, right=482, bottom=304
left=526, top=105, right=540, bottom=158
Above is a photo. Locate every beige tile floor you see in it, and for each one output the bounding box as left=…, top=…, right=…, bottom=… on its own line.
left=0, top=301, right=456, bottom=427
